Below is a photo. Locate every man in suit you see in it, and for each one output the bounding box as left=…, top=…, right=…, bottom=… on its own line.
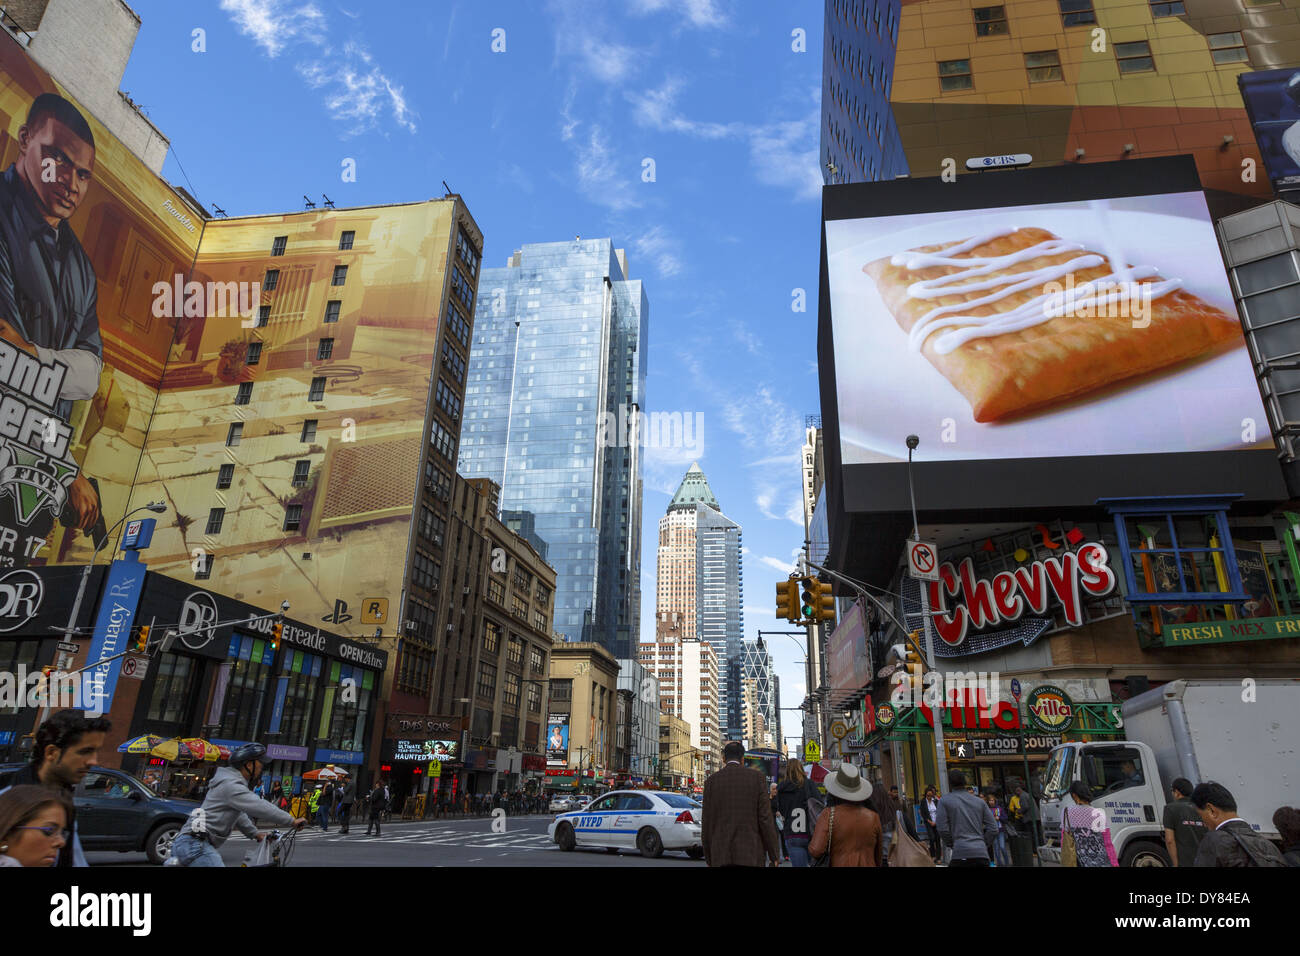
left=1191, top=781, right=1286, bottom=867
left=701, top=741, right=781, bottom=867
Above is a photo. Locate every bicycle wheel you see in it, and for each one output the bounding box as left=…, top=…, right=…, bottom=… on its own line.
left=274, top=828, right=299, bottom=867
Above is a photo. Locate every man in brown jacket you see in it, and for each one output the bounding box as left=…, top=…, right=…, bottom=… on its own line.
left=702, top=742, right=782, bottom=867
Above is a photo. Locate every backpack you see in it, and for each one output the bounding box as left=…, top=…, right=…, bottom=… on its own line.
left=1228, top=828, right=1287, bottom=868
left=805, top=780, right=826, bottom=832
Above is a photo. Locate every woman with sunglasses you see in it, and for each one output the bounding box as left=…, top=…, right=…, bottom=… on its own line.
left=0, top=785, right=73, bottom=867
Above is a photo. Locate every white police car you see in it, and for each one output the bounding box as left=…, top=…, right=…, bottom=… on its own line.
left=548, top=790, right=704, bottom=859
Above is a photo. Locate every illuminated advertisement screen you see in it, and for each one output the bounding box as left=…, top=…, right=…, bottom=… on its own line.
left=546, top=714, right=569, bottom=767
left=818, top=156, right=1285, bottom=516
left=391, top=738, right=459, bottom=762
left=1239, top=68, right=1300, bottom=194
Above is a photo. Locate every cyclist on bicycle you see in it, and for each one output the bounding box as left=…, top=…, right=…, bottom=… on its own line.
left=168, top=743, right=307, bottom=866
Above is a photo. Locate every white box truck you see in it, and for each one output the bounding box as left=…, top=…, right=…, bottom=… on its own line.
left=1037, top=678, right=1298, bottom=866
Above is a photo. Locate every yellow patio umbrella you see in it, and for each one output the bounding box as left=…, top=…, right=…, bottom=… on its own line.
left=118, top=734, right=164, bottom=755
left=181, top=738, right=221, bottom=762
left=150, top=738, right=193, bottom=762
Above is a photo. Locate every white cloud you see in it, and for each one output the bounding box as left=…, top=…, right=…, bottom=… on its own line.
left=729, top=320, right=762, bottom=356
left=748, top=109, right=822, bottom=202
left=222, top=1, right=414, bottom=135
left=626, top=78, right=822, bottom=203
left=573, top=125, right=642, bottom=211
left=627, top=77, right=737, bottom=139
left=629, top=0, right=729, bottom=28
left=220, top=0, right=326, bottom=57
left=297, top=46, right=417, bottom=135
left=548, top=0, right=641, bottom=83
left=632, top=225, right=684, bottom=278
left=758, top=555, right=795, bottom=574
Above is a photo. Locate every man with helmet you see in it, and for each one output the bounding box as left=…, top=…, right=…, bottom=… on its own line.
left=167, top=743, right=307, bottom=867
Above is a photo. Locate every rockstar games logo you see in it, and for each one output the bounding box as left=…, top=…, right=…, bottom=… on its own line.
left=0, top=441, right=77, bottom=526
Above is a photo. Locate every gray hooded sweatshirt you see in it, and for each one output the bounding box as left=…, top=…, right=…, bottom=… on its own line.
left=178, top=766, right=297, bottom=848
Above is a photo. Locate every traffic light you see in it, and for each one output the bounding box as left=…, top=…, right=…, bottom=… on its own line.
left=903, top=631, right=925, bottom=688
left=805, top=578, right=835, bottom=623
left=775, top=578, right=800, bottom=623
left=270, top=620, right=283, bottom=651
left=133, top=625, right=151, bottom=654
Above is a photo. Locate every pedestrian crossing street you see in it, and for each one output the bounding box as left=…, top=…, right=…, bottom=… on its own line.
left=293, top=823, right=558, bottom=852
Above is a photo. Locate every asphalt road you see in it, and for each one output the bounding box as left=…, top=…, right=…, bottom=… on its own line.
left=86, top=814, right=709, bottom=868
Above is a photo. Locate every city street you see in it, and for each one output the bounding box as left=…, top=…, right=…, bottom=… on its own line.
left=85, top=815, right=708, bottom=868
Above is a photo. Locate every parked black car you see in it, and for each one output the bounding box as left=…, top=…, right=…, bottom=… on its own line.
left=0, top=763, right=198, bottom=864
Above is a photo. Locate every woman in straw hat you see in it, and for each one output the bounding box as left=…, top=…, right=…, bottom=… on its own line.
left=809, top=762, right=882, bottom=867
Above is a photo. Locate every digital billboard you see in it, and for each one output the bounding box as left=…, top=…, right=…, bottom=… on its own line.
left=1239, top=68, right=1300, bottom=197
left=827, top=599, right=871, bottom=706
left=546, top=713, right=569, bottom=767
left=0, top=33, right=201, bottom=570
left=818, top=156, right=1286, bottom=518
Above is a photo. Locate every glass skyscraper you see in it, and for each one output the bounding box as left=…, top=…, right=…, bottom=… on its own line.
left=656, top=463, right=744, bottom=741
left=460, top=239, right=647, bottom=658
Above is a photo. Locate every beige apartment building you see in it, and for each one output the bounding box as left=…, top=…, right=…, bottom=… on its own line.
left=549, top=642, right=620, bottom=778
left=657, top=713, right=694, bottom=787
left=640, top=637, right=720, bottom=774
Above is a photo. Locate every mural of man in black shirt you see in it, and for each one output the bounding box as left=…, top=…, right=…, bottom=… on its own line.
left=0, top=92, right=103, bottom=537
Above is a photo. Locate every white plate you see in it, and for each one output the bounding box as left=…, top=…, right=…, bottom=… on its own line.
left=826, top=194, right=1274, bottom=465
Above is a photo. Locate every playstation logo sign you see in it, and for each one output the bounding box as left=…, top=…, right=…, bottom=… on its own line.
left=323, top=599, right=353, bottom=624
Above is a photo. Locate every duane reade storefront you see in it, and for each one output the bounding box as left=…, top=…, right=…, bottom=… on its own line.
left=101, top=571, right=386, bottom=796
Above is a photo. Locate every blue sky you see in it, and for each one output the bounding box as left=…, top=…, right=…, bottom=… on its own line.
left=123, top=0, right=825, bottom=751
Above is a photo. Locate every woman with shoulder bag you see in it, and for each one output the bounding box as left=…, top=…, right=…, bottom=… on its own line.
left=809, top=763, right=882, bottom=867
left=1060, top=781, right=1117, bottom=867
left=777, top=760, right=820, bottom=867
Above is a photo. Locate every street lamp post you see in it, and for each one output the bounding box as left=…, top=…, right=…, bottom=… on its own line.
left=906, top=435, right=949, bottom=797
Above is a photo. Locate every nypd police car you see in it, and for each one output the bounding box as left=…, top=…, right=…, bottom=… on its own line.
left=548, top=790, right=704, bottom=859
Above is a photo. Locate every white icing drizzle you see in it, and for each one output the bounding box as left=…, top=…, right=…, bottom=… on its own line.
left=892, top=221, right=1184, bottom=354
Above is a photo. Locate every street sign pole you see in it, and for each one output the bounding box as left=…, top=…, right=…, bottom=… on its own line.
left=907, top=436, right=949, bottom=797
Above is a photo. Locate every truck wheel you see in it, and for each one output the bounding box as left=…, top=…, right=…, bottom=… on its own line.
left=146, top=822, right=181, bottom=865
left=1120, top=840, right=1170, bottom=867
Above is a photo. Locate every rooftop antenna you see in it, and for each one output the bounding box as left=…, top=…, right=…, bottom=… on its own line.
left=303, top=195, right=316, bottom=209
left=322, top=194, right=335, bottom=209
left=442, top=180, right=452, bottom=196
left=211, top=204, right=227, bottom=218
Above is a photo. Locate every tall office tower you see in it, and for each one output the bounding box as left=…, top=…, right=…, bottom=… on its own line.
left=739, top=638, right=778, bottom=751
left=461, top=239, right=648, bottom=658
left=655, top=464, right=744, bottom=740
left=822, top=0, right=1290, bottom=208
left=822, top=0, right=907, bottom=184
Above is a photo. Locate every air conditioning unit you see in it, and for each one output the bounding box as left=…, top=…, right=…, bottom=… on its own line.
left=447, top=624, right=454, bottom=632
left=462, top=587, right=470, bottom=595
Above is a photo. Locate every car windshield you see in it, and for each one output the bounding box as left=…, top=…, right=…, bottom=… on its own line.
left=1040, top=746, right=1074, bottom=802
left=655, top=793, right=702, bottom=809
